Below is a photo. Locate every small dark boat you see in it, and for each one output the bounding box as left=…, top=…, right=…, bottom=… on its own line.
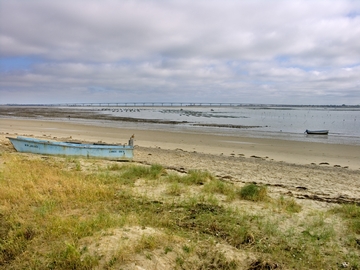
left=305, top=129, right=329, bottom=135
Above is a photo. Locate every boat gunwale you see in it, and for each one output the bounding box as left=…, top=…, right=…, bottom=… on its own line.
left=7, top=136, right=134, bottom=150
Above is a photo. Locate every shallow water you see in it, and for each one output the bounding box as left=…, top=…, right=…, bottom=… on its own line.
left=72, top=106, right=360, bottom=146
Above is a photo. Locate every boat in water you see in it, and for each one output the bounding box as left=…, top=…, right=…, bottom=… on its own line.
left=305, top=129, right=329, bottom=135
left=7, top=135, right=134, bottom=160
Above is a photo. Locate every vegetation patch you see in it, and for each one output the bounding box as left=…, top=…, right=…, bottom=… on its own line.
left=275, top=196, right=302, bottom=213
left=0, top=153, right=359, bottom=269
left=238, top=183, right=268, bottom=201
left=331, top=204, right=360, bottom=234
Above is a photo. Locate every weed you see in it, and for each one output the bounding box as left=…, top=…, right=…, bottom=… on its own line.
left=180, top=170, right=215, bottom=185
left=74, top=160, right=81, bottom=171
left=107, top=163, right=122, bottom=171
left=119, top=163, right=166, bottom=181
left=248, top=258, right=279, bottom=270
left=177, top=244, right=239, bottom=269
left=35, top=199, right=58, bottom=217
left=175, top=256, right=185, bottom=267
left=165, top=173, right=183, bottom=183
left=301, top=213, right=336, bottom=243
left=0, top=224, right=31, bottom=266
left=203, top=178, right=235, bottom=199
left=106, top=256, right=118, bottom=268
left=106, top=243, right=135, bottom=266
left=238, top=183, right=268, bottom=201
left=165, top=182, right=184, bottom=196
left=182, top=245, right=191, bottom=253
left=331, top=204, right=360, bottom=234
left=47, top=242, right=97, bottom=269
left=95, top=171, right=134, bottom=185
left=164, top=246, right=173, bottom=254
left=276, top=196, right=302, bottom=213
left=172, top=198, right=257, bottom=248
left=148, top=164, right=166, bottom=178
left=165, top=170, right=215, bottom=188
left=73, top=212, right=123, bottom=238
left=136, top=235, right=159, bottom=252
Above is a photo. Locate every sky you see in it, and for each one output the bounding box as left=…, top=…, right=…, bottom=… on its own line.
left=0, top=0, right=360, bottom=105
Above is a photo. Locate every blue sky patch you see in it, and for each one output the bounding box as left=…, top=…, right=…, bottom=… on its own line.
left=0, top=56, right=41, bottom=72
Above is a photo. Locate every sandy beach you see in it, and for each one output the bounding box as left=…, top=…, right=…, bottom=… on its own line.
left=1, top=117, right=359, bottom=169
left=1, top=117, right=360, bottom=205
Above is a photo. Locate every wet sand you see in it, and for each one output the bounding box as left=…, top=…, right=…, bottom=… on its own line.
left=1, top=118, right=359, bottom=169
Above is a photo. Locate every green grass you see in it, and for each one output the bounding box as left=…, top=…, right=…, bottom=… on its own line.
left=331, top=204, right=360, bottom=234
left=276, top=196, right=302, bottom=213
left=165, top=182, right=184, bottom=196
left=116, top=163, right=166, bottom=181
left=238, top=183, right=268, bottom=201
left=166, top=169, right=215, bottom=185
left=0, top=153, right=359, bottom=269
left=202, top=178, right=236, bottom=200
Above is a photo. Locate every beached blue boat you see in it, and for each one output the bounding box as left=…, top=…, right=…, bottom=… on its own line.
left=305, top=129, right=329, bottom=135
left=7, top=136, right=134, bottom=159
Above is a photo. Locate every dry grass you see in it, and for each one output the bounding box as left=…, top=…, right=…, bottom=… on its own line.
left=0, top=152, right=360, bottom=269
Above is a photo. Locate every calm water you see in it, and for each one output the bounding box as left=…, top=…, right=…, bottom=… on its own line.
left=81, top=106, right=360, bottom=145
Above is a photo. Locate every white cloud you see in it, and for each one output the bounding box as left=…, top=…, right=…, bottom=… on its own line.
left=0, top=0, right=360, bottom=104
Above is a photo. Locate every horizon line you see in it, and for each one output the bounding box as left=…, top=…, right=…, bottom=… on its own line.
left=1, top=102, right=360, bottom=108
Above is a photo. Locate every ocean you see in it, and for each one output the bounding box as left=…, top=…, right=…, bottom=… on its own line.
left=76, top=105, right=360, bottom=146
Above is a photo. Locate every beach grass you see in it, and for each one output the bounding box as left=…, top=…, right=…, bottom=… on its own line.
left=238, top=183, right=268, bottom=202
left=0, top=153, right=359, bottom=269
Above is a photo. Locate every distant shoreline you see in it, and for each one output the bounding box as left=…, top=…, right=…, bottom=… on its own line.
left=1, top=103, right=360, bottom=109
left=0, top=106, right=261, bottom=129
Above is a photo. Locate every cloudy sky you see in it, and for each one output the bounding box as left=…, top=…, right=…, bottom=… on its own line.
left=1, top=0, right=360, bottom=105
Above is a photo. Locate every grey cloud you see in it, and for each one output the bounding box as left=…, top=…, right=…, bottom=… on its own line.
left=0, top=0, right=360, bottom=104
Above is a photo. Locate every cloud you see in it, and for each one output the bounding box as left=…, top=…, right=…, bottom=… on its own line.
left=0, top=0, right=360, bottom=104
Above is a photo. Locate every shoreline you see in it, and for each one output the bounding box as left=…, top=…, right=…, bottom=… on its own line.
left=1, top=117, right=360, bottom=204
left=1, top=118, right=359, bottom=170
left=1, top=105, right=359, bottom=147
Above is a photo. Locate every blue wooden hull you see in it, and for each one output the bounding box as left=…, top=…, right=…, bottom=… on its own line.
left=7, top=136, right=134, bottom=160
